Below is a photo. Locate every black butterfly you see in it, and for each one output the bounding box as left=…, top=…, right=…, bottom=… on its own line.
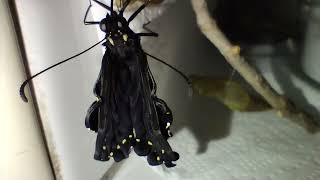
left=83, top=0, right=182, bottom=167
left=20, top=0, right=191, bottom=168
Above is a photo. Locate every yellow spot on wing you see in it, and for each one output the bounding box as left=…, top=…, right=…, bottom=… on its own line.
left=166, top=122, right=171, bottom=129
left=108, top=37, right=114, bottom=46
left=123, top=34, right=128, bottom=42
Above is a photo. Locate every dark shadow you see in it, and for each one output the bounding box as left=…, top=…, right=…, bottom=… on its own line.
left=181, top=95, right=232, bottom=153
left=268, top=0, right=320, bottom=122
left=213, top=0, right=302, bottom=45
left=143, top=0, right=233, bottom=154
left=100, top=161, right=124, bottom=180
left=270, top=43, right=320, bottom=124
left=215, top=0, right=320, bottom=121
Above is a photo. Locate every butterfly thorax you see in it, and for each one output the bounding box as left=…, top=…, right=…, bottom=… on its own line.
left=100, top=14, right=141, bottom=57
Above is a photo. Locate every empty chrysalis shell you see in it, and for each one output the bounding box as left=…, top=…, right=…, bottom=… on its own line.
left=190, top=75, right=271, bottom=112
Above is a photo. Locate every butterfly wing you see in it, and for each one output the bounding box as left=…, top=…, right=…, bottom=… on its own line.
left=85, top=47, right=179, bottom=167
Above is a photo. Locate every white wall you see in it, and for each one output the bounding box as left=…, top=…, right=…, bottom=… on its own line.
left=0, top=0, right=55, bottom=179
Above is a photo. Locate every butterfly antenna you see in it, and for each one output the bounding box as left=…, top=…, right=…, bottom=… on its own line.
left=19, top=38, right=105, bottom=102
left=144, top=52, right=192, bottom=86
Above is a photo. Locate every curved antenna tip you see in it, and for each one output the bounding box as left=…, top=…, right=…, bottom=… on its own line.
left=16, top=38, right=106, bottom=103
left=19, top=81, right=29, bottom=103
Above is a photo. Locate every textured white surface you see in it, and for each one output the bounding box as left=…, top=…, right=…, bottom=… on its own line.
left=15, top=0, right=320, bottom=180
left=0, top=1, right=54, bottom=180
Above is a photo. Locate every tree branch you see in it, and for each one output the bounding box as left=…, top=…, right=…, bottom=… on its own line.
left=190, top=0, right=320, bottom=133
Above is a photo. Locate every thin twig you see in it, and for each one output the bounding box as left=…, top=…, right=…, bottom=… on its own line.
left=190, top=0, right=320, bottom=133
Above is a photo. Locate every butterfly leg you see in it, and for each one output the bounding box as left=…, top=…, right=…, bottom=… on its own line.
left=84, top=1, right=100, bottom=25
